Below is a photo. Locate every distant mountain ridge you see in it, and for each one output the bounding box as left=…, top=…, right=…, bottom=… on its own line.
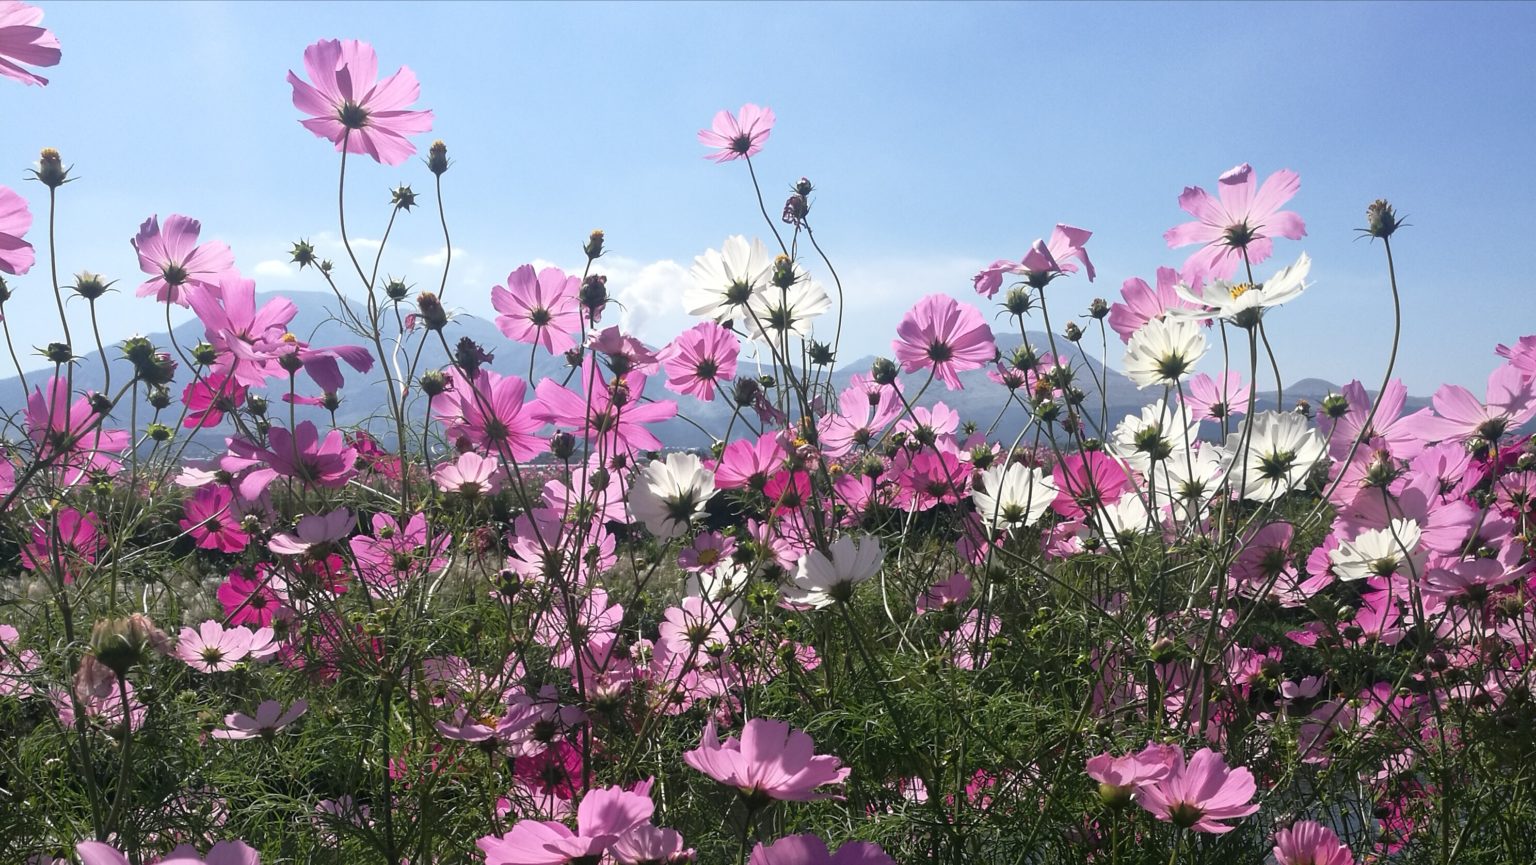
left=0, top=291, right=1429, bottom=451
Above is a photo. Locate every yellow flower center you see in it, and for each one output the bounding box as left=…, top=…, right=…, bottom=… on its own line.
left=1228, top=283, right=1256, bottom=300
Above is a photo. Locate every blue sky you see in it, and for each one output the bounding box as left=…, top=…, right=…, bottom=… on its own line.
left=5, top=1, right=1535, bottom=395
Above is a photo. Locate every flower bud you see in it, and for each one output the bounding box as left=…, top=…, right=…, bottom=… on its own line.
left=1364, top=199, right=1402, bottom=239
left=42, top=341, right=74, bottom=364
left=290, top=239, right=317, bottom=269
left=1088, top=297, right=1109, bottom=320
left=732, top=377, right=761, bottom=408
left=384, top=277, right=410, bottom=301
left=87, top=392, right=112, bottom=415
left=147, top=422, right=173, bottom=442
left=550, top=431, right=576, bottom=460
left=419, top=369, right=448, bottom=397
left=34, top=147, right=68, bottom=188
left=870, top=357, right=899, bottom=386
left=191, top=342, right=219, bottom=367
left=246, top=393, right=268, bottom=416
left=454, top=337, right=494, bottom=377
left=427, top=140, right=450, bottom=176
left=71, top=271, right=112, bottom=301
left=583, top=229, right=605, bottom=260
left=147, top=385, right=172, bottom=409
left=90, top=613, right=171, bottom=676
left=1320, top=393, right=1349, bottom=419
left=1004, top=287, right=1033, bottom=317
left=808, top=341, right=835, bottom=366
left=1064, top=322, right=1083, bottom=343
left=0, top=275, right=11, bottom=304
left=580, top=274, right=609, bottom=320
left=391, top=184, right=418, bottom=211
left=771, top=255, right=796, bottom=290
left=415, top=292, right=448, bottom=331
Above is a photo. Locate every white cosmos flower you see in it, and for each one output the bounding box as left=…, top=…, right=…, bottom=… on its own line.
left=683, top=561, right=749, bottom=618
left=783, top=534, right=884, bottom=608
left=685, top=235, right=772, bottom=323
left=741, top=269, right=832, bottom=343
left=1082, top=493, right=1154, bottom=552
left=1109, top=398, right=1201, bottom=473
left=628, top=452, right=717, bottom=539
left=971, top=461, right=1057, bottom=531
left=1146, top=440, right=1226, bottom=526
left=1219, top=410, right=1327, bottom=502
left=1123, top=317, right=1207, bottom=388
left=1170, top=252, right=1310, bottom=328
left=1329, top=518, right=1425, bottom=581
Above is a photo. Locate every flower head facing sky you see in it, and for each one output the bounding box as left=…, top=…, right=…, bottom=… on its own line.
left=698, top=103, right=775, bottom=162
left=287, top=38, right=433, bottom=165
left=1165, top=163, right=1306, bottom=282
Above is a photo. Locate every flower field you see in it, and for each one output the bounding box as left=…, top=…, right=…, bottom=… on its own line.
left=3, top=6, right=1536, bottom=864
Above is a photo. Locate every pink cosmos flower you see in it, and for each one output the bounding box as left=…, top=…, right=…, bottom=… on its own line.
left=1049, top=451, right=1130, bottom=518
left=20, top=507, right=102, bottom=585
left=892, top=293, right=997, bottom=390
left=588, top=326, right=660, bottom=374
left=0, top=185, right=34, bottom=274
left=698, top=103, right=775, bottom=162
left=24, top=376, right=131, bottom=481
left=0, top=2, right=60, bottom=86
left=1164, top=163, right=1306, bottom=282
left=534, top=360, right=678, bottom=454
left=683, top=717, right=850, bottom=802
left=493, top=264, right=582, bottom=355
left=185, top=274, right=298, bottom=386
left=434, top=450, right=502, bottom=496
left=749, top=835, right=894, bottom=865
left=180, top=485, right=251, bottom=553
left=269, top=508, right=354, bottom=557
left=436, top=368, right=548, bottom=461
left=181, top=374, right=248, bottom=429
left=658, top=321, right=740, bottom=401
left=1496, top=334, right=1536, bottom=379
left=227, top=421, right=358, bottom=499
left=76, top=840, right=260, bottom=865
left=1107, top=267, right=1202, bottom=342
left=217, top=568, right=284, bottom=628
left=1406, top=362, right=1536, bottom=444
left=1134, top=747, right=1259, bottom=834
left=1086, top=742, right=1179, bottom=804
left=132, top=214, right=237, bottom=306
left=1184, top=372, right=1251, bottom=422
left=478, top=782, right=655, bottom=865
left=176, top=620, right=257, bottom=673
left=974, top=225, right=1096, bottom=297
left=212, top=700, right=308, bottom=740
left=611, top=824, right=692, bottom=865
left=1273, top=820, right=1355, bottom=865
left=287, top=38, right=433, bottom=166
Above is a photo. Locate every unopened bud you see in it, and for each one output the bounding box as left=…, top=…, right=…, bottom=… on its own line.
left=391, top=184, right=418, bottom=211
left=1364, top=199, right=1403, bottom=239
left=289, top=239, right=317, bottom=269
left=34, top=147, right=68, bottom=188
left=583, top=229, right=605, bottom=260
left=419, top=369, right=448, bottom=398
left=415, top=292, right=448, bottom=331
left=71, top=271, right=112, bottom=301
left=427, top=140, right=450, bottom=176
left=384, top=278, right=410, bottom=301
left=870, top=357, right=899, bottom=386
left=1088, top=298, right=1109, bottom=320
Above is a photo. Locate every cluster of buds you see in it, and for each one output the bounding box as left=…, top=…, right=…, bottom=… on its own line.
left=121, top=336, right=177, bottom=385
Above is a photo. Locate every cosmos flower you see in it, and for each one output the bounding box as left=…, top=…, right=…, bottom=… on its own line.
left=211, top=700, right=308, bottom=741
left=1134, top=747, right=1259, bottom=834
left=131, top=214, right=237, bottom=307
left=493, top=264, right=582, bottom=355
left=1272, top=821, right=1355, bottom=865
left=783, top=534, right=884, bottom=608
left=683, top=717, right=850, bottom=802
left=971, top=461, right=1056, bottom=531
left=1164, top=162, right=1306, bottom=282
left=658, top=321, right=740, bottom=401
left=629, top=452, right=716, bottom=539
left=1170, top=252, right=1310, bottom=329
left=287, top=38, right=433, bottom=165
left=0, top=2, right=60, bottom=87
left=698, top=103, right=775, bottom=162
left=749, top=835, right=894, bottom=865
left=1123, top=317, right=1207, bottom=388
left=0, top=185, right=34, bottom=274
left=686, top=236, right=773, bottom=324
left=892, top=293, right=996, bottom=390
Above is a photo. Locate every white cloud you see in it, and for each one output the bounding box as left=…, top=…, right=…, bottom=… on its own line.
left=252, top=259, right=296, bottom=279
left=415, top=246, right=466, bottom=267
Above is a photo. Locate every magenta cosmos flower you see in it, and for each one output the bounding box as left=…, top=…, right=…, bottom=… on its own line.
left=227, top=421, right=358, bottom=499
left=1134, top=747, right=1259, bottom=834
left=492, top=264, right=581, bottom=354
left=750, top=835, right=894, bottom=865
left=1273, top=820, right=1355, bottom=865
left=698, top=103, right=775, bottom=162
left=287, top=38, right=433, bottom=166
left=892, top=294, right=996, bottom=390
left=211, top=699, right=308, bottom=740
left=132, top=214, right=237, bottom=306
left=1164, top=163, right=1306, bottom=282
left=684, top=717, right=850, bottom=803
left=436, top=369, right=549, bottom=462
left=0, top=2, right=60, bottom=87
left=0, top=185, right=34, bottom=274
left=657, top=320, right=740, bottom=401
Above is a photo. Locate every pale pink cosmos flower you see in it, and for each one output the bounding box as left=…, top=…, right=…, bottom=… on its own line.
left=493, top=264, right=582, bottom=354
left=1272, top=820, right=1355, bottom=865
left=1107, top=267, right=1203, bottom=342
left=749, top=834, right=894, bottom=865
left=1495, top=334, right=1536, bottom=379
left=1406, top=362, right=1536, bottom=444
left=1134, top=747, right=1259, bottom=834
left=269, top=508, right=354, bottom=557
left=211, top=700, right=308, bottom=740
left=287, top=38, right=433, bottom=166
left=657, top=321, right=740, bottom=401
left=0, top=2, right=60, bottom=86
left=0, top=185, right=34, bottom=274
left=1164, top=162, right=1306, bottom=282
left=698, top=103, right=775, bottom=163
left=1184, top=372, right=1251, bottom=422
left=892, top=293, right=997, bottom=390
left=478, top=782, right=655, bottom=865
left=611, top=823, right=692, bottom=865
left=1085, top=742, right=1179, bottom=805
left=437, top=369, right=549, bottom=463
left=77, top=841, right=260, bottom=865
left=434, top=450, right=502, bottom=496
left=974, top=225, right=1096, bottom=298
left=683, top=717, right=850, bottom=802
left=131, top=215, right=237, bottom=306
left=176, top=620, right=256, bottom=673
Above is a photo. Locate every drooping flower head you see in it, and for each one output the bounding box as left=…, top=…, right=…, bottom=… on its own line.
left=698, top=103, right=775, bottom=163
left=0, top=1, right=60, bottom=87
left=973, top=224, right=1095, bottom=297
left=1164, top=162, right=1306, bottom=282
left=287, top=38, right=433, bottom=165
left=893, top=293, right=997, bottom=390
